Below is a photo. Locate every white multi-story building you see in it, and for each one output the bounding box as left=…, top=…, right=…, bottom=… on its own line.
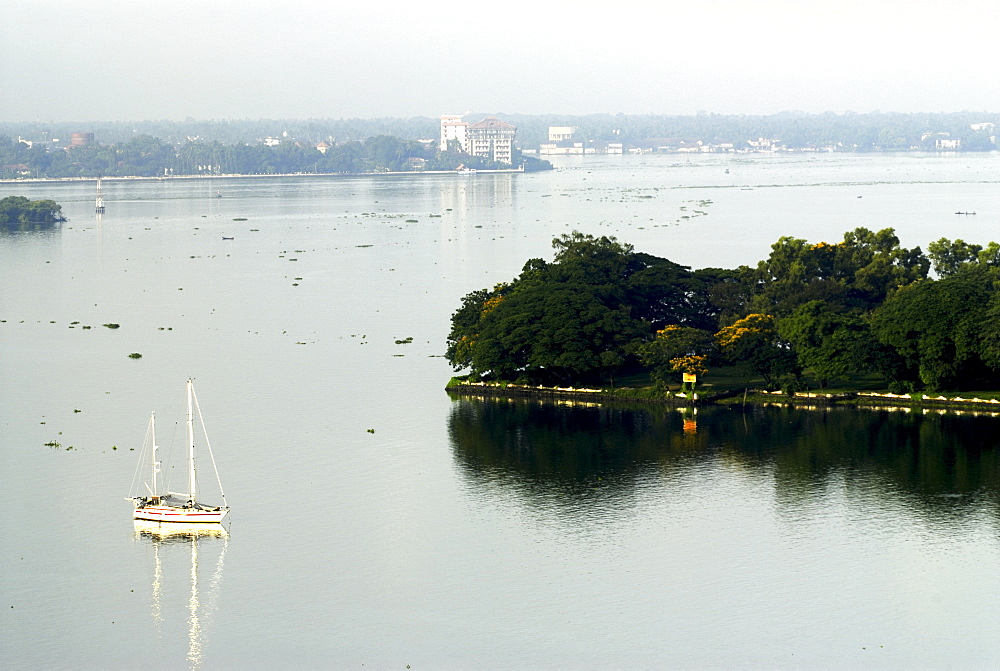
left=440, top=115, right=469, bottom=152
left=466, top=116, right=517, bottom=164
left=440, top=114, right=518, bottom=164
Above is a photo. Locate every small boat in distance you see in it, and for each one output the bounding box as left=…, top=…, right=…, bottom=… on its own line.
left=127, top=379, right=230, bottom=524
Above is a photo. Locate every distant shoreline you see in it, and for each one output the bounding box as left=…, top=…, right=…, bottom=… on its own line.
left=0, top=167, right=528, bottom=186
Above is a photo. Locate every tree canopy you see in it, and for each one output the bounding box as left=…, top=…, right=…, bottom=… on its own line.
left=446, top=230, right=1000, bottom=392
left=0, top=195, right=66, bottom=230
left=446, top=233, right=706, bottom=385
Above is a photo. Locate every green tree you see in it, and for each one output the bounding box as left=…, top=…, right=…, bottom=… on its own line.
left=870, top=267, right=999, bottom=390
left=445, top=233, right=697, bottom=385
left=0, top=196, right=66, bottom=229
left=637, top=325, right=715, bottom=389
left=927, top=237, right=1000, bottom=277
left=716, top=314, right=799, bottom=388
left=981, top=290, right=1000, bottom=371
left=750, top=228, right=928, bottom=315
left=776, top=301, right=876, bottom=387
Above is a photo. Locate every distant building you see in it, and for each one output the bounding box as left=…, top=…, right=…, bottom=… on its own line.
left=440, top=115, right=469, bottom=152
left=633, top=138, right=704, bottom=153
left=746, top=137, right=776, bottom=152
left=970, top=122, right=995, bottom=132
left=936, top=138, right=961, bottom=150
left=70, top=132, right=94, bottom=147
left=539, top=140, right=585, bottom=155
left=1, top=163, right=31, bottom=176
left=466, top=116, right=517, bottom=164
left=439, top=114, right=517, bottom=164
left=264, top=137, right=281, bottom=147
left=316, top=141, right=330, bottom=154
left=548, top=126, right=578, bottom=142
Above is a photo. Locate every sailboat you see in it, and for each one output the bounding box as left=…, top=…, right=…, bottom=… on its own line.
left=127, top=379, right=230, bottom=524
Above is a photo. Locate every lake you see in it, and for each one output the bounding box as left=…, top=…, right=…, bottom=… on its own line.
left=2, top=152, right=999, bottom=668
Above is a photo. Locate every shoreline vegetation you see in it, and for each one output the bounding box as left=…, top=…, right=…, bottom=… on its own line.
left=0, top=132, right=552, bottom=180
left=446, top=379, right=1000, bottom=416
left=0, top=195, right=66, bottom=229
left=445, top=232, right=1000, bottom=404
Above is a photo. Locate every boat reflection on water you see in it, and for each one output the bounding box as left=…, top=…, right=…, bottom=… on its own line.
left=134, top=521, right=228, bottom=669
left=134, top=521, right=229, bottom=539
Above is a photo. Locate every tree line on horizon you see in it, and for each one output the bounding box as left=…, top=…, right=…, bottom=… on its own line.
left=0, top=134, right=549, bottom=179
left=5, top=110, right=999, bottom=148
left=2, top=109, right=996, bottom=172
left=445, top=230, right=1000, bottom=393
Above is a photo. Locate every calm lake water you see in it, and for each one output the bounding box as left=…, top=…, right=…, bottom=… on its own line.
left=2, top=153, right=999, bottom=668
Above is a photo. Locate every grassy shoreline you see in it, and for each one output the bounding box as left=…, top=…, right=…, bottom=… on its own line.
left=446, top=377, right=1000, bottom=415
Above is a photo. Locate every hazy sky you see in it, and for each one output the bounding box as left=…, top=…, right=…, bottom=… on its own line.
left=2, top=0, right=998, bottom=122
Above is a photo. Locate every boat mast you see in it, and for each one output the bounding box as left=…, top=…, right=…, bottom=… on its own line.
left=187, top=379, right=197, bottom=502
left=150, top=412, right=159, bottom=497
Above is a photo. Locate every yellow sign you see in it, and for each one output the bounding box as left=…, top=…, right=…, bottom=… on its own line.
left=683, top=373, right=697, bottom=383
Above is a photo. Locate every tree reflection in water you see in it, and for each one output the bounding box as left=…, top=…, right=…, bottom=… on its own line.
left=448, top=398, right=999, bottom=522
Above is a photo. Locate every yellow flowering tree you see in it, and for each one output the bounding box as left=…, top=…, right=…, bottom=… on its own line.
left=715, top=313, right=798, bottom=388
left=637, top=325, right=714, bottom=389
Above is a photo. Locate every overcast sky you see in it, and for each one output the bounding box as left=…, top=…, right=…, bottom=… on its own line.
left=2, top=0, right=998, bottom=122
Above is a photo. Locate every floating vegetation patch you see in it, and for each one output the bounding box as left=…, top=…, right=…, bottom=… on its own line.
left=103, top=323, right=120, bottom=329
left=395, top=337, right=414, bottom=344
left=406, top=219, right=418, bottom=223
left=356, top=244, right=373, bottom=248
left=128, top=352, right=142, bottom=359
left=233, top=217, right=248, bottom=221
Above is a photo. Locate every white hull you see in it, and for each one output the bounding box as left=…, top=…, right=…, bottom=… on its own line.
left=133, top=505, right=229, bottom=524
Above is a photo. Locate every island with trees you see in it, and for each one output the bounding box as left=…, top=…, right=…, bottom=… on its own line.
left=0, top=196, right=66, bottom=231
left=445, top=230, right=1000, bottom=406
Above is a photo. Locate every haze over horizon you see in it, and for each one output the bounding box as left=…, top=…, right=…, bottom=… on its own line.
left=2, top=0, right=998, bottom=123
